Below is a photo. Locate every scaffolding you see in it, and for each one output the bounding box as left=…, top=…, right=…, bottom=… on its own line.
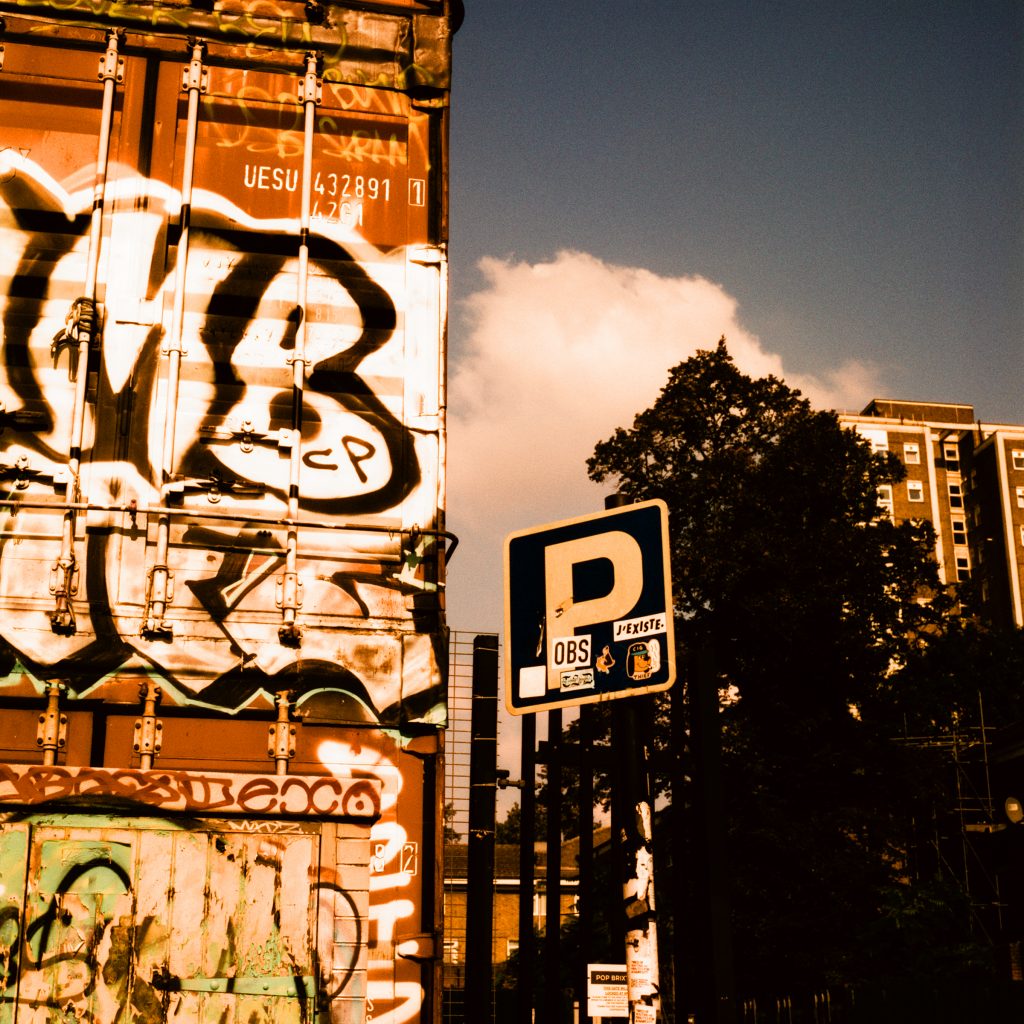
left=900, top=693, right=1009, bottom=944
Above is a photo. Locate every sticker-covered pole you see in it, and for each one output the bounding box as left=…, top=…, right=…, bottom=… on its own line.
left=604, top=493, right=661, bottom=1022
left=613, top=696, right=662, bottom=1023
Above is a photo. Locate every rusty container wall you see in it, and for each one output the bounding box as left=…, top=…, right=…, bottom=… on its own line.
left=0, top=2, right=453, bottom=1022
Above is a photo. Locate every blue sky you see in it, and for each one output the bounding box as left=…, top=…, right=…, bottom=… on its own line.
left=443, top=1, right=1023, bottom=636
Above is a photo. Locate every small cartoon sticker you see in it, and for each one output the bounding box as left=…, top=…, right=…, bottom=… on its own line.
left=596, top=644, right=615, bottom=674
left=626, top=638, right=661, bottom=681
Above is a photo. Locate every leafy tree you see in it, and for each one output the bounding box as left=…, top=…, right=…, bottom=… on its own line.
left=495, top=799, right=548, bottom=844
left=578, top=340, right=994, bottom=996
left=442, top=802, right=461, bottom=844
left=888, top=617, right=1024, bottom=733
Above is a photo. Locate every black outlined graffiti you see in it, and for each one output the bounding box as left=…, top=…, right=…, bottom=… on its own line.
left=21, top=857, right=133, bottom=973
left=183, top=525, right=285, bottom=658
left=0, top=154, right=441, bottom=717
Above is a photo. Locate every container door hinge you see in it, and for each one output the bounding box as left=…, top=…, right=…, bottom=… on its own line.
left=98, top=32, right=125, bottom=84
left=133, top=682, right=163, bottom=769
left=36, top=682, right=68, bottom=765
left=268, top=690, right=296, bottom=774
left=276, top=572, right=303, bottom=646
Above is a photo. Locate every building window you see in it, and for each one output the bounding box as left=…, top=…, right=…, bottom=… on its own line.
left=955, top=555, right=970, bottom=582
left=907, top=480, right=924, bottom=502
left=857, top=427, right=889, bottom=453
left=903, top=442, right=920, bottom=464
left=877, top=484, right=894, bottom=519
left=1017, top=486, right=1024, bottom=509
left=948, top=482, right=963, bottom=509
left=943, top=442, right=959, bottom=464
left=1012, top=450, right=1024, bottom=471
left=951, top=518, right=967, bottom=545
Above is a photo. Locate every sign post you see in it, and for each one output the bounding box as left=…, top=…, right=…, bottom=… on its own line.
left=505, top=499, right=673, bottom=1022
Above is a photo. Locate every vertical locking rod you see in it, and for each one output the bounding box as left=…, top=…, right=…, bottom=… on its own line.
left=278, top=53, right=321, bottom=645
left=51, top=31, right=123, bottom=634
left=144, top=40, right=207, bottom=637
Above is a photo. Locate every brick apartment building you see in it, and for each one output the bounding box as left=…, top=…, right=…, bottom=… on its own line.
left=840, top=399, right=1024, bottom=629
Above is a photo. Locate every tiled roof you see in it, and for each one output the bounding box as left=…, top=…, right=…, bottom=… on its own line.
left=443, top=827, right=612, bottom=881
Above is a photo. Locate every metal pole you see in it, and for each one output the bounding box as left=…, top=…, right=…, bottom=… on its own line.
left=278, top=52, right=321, bottom=645
left=669, top=674, right=689, bottom=1020
left=544, top=708, right=563, bottom=1021
left=51, top=31, right=122, bottom=634
left=578, top=703, right=594, bottom=1022
left=689, top=644, right=737, bottom=1023
left=144, top=39, right=206, bottom=637
left=466, top=634, right=499, bottom=1020
left=519, top=713, right=537, bottom=1024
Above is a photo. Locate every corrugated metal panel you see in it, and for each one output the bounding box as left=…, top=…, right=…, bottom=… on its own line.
left=0, top=5, right=453, bottom=1022
left=0, top=28, right=448, bottom=722
left=0, top=3, right=453, bottom=90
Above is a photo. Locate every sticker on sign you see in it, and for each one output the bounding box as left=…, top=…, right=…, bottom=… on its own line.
left=560, top=669, right=595, bottom=691
left=613, top=613, right=666, bottom=640
left=551, top=634, right=592, bottom=669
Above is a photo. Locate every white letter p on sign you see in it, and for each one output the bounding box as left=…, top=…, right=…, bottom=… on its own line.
left=544, top=531, right=643, bottom=689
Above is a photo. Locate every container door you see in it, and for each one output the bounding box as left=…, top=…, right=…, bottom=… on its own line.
left=0, top=817, right=337, bottom=1024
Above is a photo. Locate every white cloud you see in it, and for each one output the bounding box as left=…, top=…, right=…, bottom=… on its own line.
left=444, top=249, right=877, bottom=633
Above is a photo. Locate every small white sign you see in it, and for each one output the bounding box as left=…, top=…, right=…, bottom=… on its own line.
left=587, top=963, right=628, bottom=1018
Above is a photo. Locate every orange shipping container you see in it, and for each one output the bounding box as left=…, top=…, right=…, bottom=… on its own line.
left=0, top=2, right=456, bottom=1021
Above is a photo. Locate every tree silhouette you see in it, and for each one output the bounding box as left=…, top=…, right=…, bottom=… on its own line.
left=574, top=340, right=1003, bottom=997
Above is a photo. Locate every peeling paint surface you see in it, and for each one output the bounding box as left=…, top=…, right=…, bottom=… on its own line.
left=0, top=814, right=371, bottom=1023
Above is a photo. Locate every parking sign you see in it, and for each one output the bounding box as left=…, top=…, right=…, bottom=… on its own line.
left=504, top=500, right=675, bottom=715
